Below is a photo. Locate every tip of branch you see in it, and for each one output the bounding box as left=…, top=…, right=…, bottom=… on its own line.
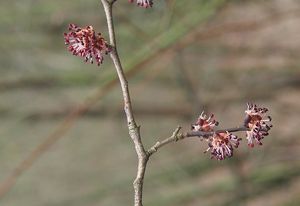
left=174, top=126, right=181, bottom=133
left=173, top=126, right=182, bottom=141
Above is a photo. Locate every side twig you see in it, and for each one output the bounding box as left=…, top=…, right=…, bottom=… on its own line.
left=148, top=126, right=249, bottom=156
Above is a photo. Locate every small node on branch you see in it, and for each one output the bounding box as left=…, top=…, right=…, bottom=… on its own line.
left=173, top=126, right=182, bottom=141
left=152, top=142, right=160, bottom=152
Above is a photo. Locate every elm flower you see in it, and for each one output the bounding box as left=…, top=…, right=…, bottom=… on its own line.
left=128, top=0, right=153, bottom=8
left=64, top=24, right=111, bottom=66
left=191, top=111, right=219, bottom=132
left=244, top=103, right=272, bottom=147
left=205, top=132, right=242, bottom=160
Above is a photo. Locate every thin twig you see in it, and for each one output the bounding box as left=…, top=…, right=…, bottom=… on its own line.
left=186, top=126, right=249, bottom=138
left=147, top=126, right=183, bottom=156
left=147, top=126, right=249, bottom=156
left=101, top=1, right=148, bottom=206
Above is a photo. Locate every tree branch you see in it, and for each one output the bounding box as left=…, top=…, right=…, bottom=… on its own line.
left=186, top=126, right=249, bottom=138
left=101, top=1, right=148, bottom=206
left=147, top=126, right=183, bottom=156
left=147, top=126, right=249, bottom=156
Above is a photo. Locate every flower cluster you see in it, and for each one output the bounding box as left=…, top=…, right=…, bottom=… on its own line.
left=64, top=24, right=111, bottom=66
left=244, top=103, right=272, bottom=147
left=128, top=0, right=153, bottom=8
left=191, top=111, right=219, bottom=132
left=191, top=103, right=272, bottom=160
left=206, top=132, right=242, bottom=160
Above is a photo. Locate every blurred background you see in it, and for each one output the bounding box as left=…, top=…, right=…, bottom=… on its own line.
left=0, top=0, right=300, bottom=205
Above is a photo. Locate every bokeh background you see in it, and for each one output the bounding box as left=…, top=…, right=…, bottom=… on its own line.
left=1, top=0, right=300, bottom=205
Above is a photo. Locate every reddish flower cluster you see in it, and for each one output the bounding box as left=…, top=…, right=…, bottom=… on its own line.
left=191, top=111, right=219, bottom=132
left=64, top=24, right=111, bottom=66
left=128, top=0, right=153, bottom=8
left=191, top=103, right=272, bottom=160
left=206, top=132, right=242, bottom=160
left=192, top=112, right=241, bottom=160
left=244, top=103, right=272, bottom=147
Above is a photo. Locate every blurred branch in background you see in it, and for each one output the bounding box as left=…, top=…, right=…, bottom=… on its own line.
left=174, top=47, right=203, bottom=114
left=194, top=8, right=300, bottom=41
